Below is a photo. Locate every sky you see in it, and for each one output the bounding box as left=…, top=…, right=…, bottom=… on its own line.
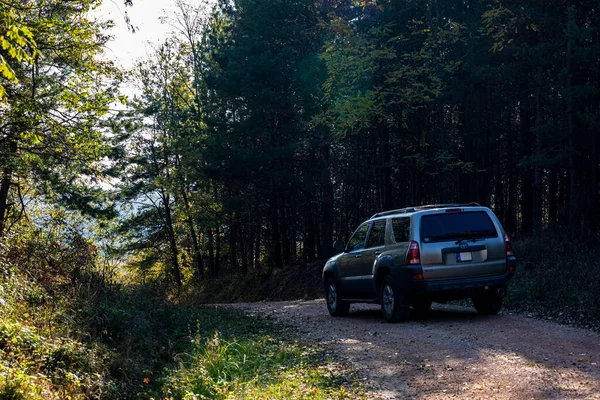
left=94, top=0, right=180, bottom=70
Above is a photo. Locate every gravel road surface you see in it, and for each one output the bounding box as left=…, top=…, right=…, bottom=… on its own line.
left=224, top=300, right=600, bottom=399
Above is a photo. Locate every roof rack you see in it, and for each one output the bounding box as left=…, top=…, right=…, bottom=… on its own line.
left=370, top=202, right=481, bottom=219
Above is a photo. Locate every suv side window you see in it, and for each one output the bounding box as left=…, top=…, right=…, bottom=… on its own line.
left=392, top=218, right=410, bottom=243
left=347, top=223, right=370, bottom=252
left=366, top=220, right=386, bottom=248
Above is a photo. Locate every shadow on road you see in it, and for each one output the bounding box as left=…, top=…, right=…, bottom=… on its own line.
left=345, top=303, right=482, bottom=323
left=257, top=300, right=600, bottom=399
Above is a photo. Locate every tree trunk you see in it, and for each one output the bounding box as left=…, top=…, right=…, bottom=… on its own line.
left=238, top=214, right=248, bottom=275
left=566, top=4, right=579, bottom=234
left=381, top=125, right=393, bottom=210
left=519, top=89, right=534, bottom=233
left=267, top=182, right=282, bottom=272
left=215, top=224, right=221, bottom=276
left=0, top=172, right=12, bottom=238
left=592, top=105, right=598, bottom=233
left=318, top=144, right=334, bottom=260
left=548, top=168, right=558, bottom=229
left=229, top=212, right=238, bottom=271
left=163, top=192, right=182, bottom=291
left=506, top=119, right=516, bottom=234
left=280, top=199, right=291, bottom=265
left=208, top=228, right=215, bottom=276
left=533, top=36, right=545, bottom=234
left=0, top=140, right=17, bottom=237
left=180, top=181, right=203, bottom=279
left=248, top=229, right=254, bottom=271
left=254, top=226, right=261, bottom=271
left=151, top=142, right=182, bottom=291
left=304, top=200, right=316, bottom=261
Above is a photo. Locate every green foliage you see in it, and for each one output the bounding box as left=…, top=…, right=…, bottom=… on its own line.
left=0, top=0, right=120, bottom=237
left=158, top=322, right=361, bottom=400
left=0, top=1, right=39, bottom=99
left=8, top=0, right=600, bottom=397
left=111, top=0, right=600, bottom=288
left=320, top=18, right=386, bottom=134
left=0, top=219, right=364, bottom=399
left=481, top=5, right=538, bottom=53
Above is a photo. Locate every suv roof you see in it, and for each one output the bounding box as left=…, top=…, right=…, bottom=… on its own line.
left=370, top=202, right=482, bottom=219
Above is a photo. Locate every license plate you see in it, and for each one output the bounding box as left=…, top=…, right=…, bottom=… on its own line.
left=457, top=252, right=472, bottom=262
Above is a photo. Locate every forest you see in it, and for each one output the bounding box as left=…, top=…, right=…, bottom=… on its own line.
left=1, top=0, right=600, bottom=397
left=2, top=0, right=599, bottom=287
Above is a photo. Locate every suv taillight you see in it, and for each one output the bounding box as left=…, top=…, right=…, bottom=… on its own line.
left=504, top=234, right=513, bottom=257
left=406, top=240, right=421, bottom=265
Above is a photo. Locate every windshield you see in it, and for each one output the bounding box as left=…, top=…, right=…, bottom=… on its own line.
left=420, top=211, right=498, bottom=243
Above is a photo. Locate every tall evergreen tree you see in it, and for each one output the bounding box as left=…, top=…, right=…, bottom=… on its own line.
left=0, top=0, right=119, bottom=236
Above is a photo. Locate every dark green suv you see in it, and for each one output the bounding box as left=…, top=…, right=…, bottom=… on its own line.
left=322, top=204, right=517, bottom=322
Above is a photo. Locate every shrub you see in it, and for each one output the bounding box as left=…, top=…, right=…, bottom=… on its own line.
left=507, top=233, right=600, bottom=319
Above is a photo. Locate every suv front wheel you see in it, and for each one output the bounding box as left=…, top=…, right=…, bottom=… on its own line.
left=380, top=276, right=410, bottom=322
left=325, top=278, right=350, bottom=317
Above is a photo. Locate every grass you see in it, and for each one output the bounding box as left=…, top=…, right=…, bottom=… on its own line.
left=0, top=232, right=365, bottom=399
left=156, top=321, right=359, bottom=399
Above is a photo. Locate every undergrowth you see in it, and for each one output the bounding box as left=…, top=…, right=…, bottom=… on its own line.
left=157, top=322, right=358, bottom=399
left=185, top=260, right=324, bottom=305
left=0, top=230, right=364, bottom=399
left=505, top=233, right=600, bottom=322
left=4, top=219, right=598, bottom=399
left=186, top=233, right=600, bottom=327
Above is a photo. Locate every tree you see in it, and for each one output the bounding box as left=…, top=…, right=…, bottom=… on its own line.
left=204, top=0, right=327, bottom=270
left=0, top=1, right=39, bottom=99
left=0, top=0, right=120, bottom=236
left=110, top=41, right=200, bottom=291
left=115, top=0, right=600, bottom=290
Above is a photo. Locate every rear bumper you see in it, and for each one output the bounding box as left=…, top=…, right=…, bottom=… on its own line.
left=405, top=256, right=516, bottom=299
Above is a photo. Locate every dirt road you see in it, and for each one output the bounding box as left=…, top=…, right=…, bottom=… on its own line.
left=225, top=300, right=600, bottom=399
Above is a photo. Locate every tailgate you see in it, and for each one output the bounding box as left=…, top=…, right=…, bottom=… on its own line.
left=420, top=240, right=507, bottom=281
left=418, top=211, right=507, bottom=281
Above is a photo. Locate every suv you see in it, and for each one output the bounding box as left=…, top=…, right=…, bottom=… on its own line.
left=322, top=203, right=517, bottom=322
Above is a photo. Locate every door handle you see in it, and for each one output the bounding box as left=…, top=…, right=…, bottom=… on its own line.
left=355, top=254, right=361, bottom=258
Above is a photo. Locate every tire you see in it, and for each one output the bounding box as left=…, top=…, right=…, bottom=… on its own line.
left=472, top=291, right=503, bottom=315
left=325, top=278, right=350, bottom=317
left=411, top=297, right=433, bottom=317
left=380, top=276, right=410, bottom=322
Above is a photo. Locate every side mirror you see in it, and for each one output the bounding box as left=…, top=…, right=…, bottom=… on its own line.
left=333, top=240, right=345, bottom=252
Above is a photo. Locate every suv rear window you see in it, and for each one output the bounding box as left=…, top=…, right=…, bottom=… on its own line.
left=420, top=211, right=498, bottom=243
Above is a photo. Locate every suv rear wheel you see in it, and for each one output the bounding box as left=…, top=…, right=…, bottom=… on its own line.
left=380, top=276, right=410, bottom=322
left=325, top=278, right=350, bottom=317
left=472, top=290, right=503, bottom=315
